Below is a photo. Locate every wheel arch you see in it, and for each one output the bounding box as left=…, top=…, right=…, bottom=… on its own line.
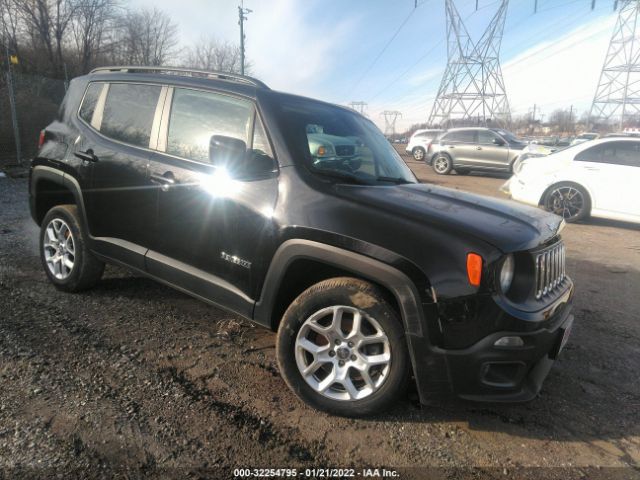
left=253, top=240, right=430, bottom=339
left=31, top=166, right=90, bottom=233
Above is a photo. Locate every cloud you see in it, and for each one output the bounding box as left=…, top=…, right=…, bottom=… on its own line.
left=246, top=0, right=359, bottom=96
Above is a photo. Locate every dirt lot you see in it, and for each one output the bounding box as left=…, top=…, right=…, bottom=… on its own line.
left=1, top=153, right=639, bottom=479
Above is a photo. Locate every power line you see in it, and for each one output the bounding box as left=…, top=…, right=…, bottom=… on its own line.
left=346, top=5, right=423, bottom=96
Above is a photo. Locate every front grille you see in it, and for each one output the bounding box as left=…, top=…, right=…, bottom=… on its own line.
left=534, top=242, right=566, bottom=299
left=335, top=145, right=355, bottom=157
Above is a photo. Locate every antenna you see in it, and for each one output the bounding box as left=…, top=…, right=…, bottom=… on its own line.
left=428, top=0, right=511, bottom=128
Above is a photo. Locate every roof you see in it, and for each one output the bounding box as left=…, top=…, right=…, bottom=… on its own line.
left=87, top=66, right=269, bottom=98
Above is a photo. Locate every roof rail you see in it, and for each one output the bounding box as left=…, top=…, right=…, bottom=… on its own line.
left=89, top=66, right=270, bottom=90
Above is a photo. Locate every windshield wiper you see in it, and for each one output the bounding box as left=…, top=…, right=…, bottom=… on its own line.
left=314, top=169, right=371, bottom=185
left=375, top=176, right=413, bottom=184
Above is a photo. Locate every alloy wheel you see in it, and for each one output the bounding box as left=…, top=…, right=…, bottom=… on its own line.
left=295, top=305, right=391, bottom=401
left=413, top=148, right=425, bottom=161
left=546, top=186, right=585, bottom=220
left=434, top=156, right=450, bottom=173
left=43, top=218, right=75, bottom=280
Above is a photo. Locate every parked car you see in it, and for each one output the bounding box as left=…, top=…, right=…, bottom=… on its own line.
left=30, top=66, right=574, bottom=416
left=570, top=132, right=599, bottom=146
left=428, top=127, right=527, bottom=175
left=405, top=128, right=444, bottom=160
left=502, top=138, right=640, bottom=224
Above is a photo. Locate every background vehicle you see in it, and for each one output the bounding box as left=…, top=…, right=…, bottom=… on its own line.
left=429, top=127, right=527, bottom=175
left=30, top=66, right=573, bottom=416
left=405, top=128, right=444, bottom=160
left=570, top=132, right=599, bottom=146
left=503, top=138, right=640, bottom=223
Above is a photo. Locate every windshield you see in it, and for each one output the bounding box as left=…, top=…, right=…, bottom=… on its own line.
left=275, top=97, right=417, bottom=185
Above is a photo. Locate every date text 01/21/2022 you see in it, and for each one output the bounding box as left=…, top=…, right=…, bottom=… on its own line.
left=233, top=468, right=399, bottom=478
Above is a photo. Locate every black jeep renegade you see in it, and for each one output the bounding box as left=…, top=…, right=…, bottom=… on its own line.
left=30, top=66, right=574, bottom=416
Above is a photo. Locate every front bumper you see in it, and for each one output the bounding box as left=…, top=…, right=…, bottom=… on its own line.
left=412, top=283, right=574, bottom=403
left=500, top=176, right=545, bottom=207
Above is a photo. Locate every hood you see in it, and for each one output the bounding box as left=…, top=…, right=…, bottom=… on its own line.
left=509, top=141, right=528, bottom=150
left=336, top=183, right=564, bottom=253
left=307, top=133, right=357, bottom=146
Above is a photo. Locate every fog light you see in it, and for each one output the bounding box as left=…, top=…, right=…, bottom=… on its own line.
left=494, top=336, right=524, bottom=347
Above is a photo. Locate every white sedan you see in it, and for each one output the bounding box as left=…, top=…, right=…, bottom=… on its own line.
left=501, top=137, right=640, bottom=224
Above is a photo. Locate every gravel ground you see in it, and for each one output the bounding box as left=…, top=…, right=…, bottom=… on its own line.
left=1, top=156, right=639, bottom=479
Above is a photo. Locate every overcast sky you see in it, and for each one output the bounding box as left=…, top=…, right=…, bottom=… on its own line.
left=129, top=0, right=617, bottom=131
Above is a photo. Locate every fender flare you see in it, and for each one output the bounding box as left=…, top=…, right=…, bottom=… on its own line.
left=253, top=239, right=427, bottom=338
left=31, top=165, right=90, bottom=234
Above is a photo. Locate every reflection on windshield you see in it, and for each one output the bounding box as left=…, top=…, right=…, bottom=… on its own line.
left=277, top=98, right=417, bottom=185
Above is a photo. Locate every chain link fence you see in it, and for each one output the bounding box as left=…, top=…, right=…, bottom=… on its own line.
left=0, top=72, right=66, bottom=168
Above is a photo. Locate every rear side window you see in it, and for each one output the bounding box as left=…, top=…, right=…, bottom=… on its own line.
left=444, top=130, right=475, bottom=143
left=166, top=88, right=253, bottom=163
left=79, top=83, right=103, bottom=123
left=575, top=141, right=640, bottom=166
left=101, top=83, right=162, bottom=148
left=477, top=130, right=499, bottom=144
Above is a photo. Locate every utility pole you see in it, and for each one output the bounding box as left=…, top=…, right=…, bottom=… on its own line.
left=2, top=16, right=21, bottom=165
left=590, top=0, right=640, bottom=130
left=429, top=0, right=511, bottom=128
left=238, top=1, right=252, bottom=75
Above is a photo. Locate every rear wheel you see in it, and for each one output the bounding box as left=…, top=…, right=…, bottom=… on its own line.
left=412, top=147, right=426, bottom=161
left=40, top=205, right=104, bottom=292
left=543, top=183, right=590, bottom=223
left=432, top=154, right=453, bottom=175
left=276, top=277, right=408, bottom=416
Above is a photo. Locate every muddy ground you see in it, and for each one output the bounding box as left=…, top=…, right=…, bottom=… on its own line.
left=1, top=156, right=639, bottom=479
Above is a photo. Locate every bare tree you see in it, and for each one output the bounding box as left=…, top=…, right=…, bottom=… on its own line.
left=116, top=7, right=178, bottom=66
left=15, top=0, right=79, bottom=75
left=70, top=0, right=118, bottom=73
left=183, top=36, right=246, bottom=74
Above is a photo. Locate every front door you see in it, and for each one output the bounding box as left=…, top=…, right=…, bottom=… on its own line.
left=474, top=130, right=510, bottom=170
left=146, top=87, right=278, bottom=316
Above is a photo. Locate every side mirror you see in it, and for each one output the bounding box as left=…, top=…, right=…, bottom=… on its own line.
left=493, top=138, right=506, bottom=146
left=209, top=135, right=247, bottom=168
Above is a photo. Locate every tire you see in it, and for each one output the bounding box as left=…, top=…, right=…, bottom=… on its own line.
left=276, top=277, right=409, bottom=417
left=542, top=182, right=591, bottom=223
left=412, top=147, right=426, bottom=161
left=432, top=154, right=453, bottom=175
left=40, top=205, right=105, bottom=292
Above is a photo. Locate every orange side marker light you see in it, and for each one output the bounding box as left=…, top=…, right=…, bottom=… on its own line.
left=466, top=253, right=483, bottom=287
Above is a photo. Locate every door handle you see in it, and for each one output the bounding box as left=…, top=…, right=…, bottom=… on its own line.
left=150, top=172, right=177, bottom=191
left=584, top=166, right=600, bottom=171
left=448, top=145, right=455, bottom=149
left=476, top=146, right=483, bottom=150
left=74, top=149, right=98, bottom=163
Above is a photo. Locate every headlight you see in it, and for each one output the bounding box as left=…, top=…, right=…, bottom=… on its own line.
left=500, top=254, right=515, bottom=292
left=316, top=145, right=335, bottom=157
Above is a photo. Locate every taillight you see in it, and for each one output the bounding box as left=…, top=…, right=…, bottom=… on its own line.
left=38, top=130, right=45, bottom=149
left=426, top=141, right=433, bottom=153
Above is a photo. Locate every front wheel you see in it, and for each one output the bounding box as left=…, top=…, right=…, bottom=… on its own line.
left=276, top=278, right=409, bottom=416
left=543, top=183, right=591, bottom=223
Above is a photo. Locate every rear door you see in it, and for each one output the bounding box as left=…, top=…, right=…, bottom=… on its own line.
left=76, top=82, right=163, bottom=269
left=572, top=140, right=640, bottom=217
left=474, top=130, right=510, bottom=169
left=440, top=130, right=476, bottom=165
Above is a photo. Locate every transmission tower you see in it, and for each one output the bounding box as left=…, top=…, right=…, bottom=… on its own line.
left=428, top=0, right=511, bottom=128
left=349, top=101, right=368, bottom=116
left=589, top=0, right=640, bottom=130
left=381, top=111, right=402, bottom=137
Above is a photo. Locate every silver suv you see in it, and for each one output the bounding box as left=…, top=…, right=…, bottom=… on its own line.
left=428, top=127, right=527, bottom=175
